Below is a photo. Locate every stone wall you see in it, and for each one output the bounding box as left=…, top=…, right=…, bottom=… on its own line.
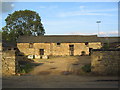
left=91, top=50, right=120, bottom=75
left=17, top=42, right=102, bottom=56
left=0, top=51, right=2, bottom=77
left=0, top=42, right=2, bottom=77
left=88, top=42, right=102, bottom=49
left=0, top=43, right=2, bottom=51
left=2, top=50, right=18, bottom=76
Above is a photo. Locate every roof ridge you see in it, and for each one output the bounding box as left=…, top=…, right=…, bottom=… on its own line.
left=19, top=35, right=98, bottom=37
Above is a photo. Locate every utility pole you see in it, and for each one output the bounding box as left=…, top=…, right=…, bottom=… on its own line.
left=96, top=21, right=101, bottom=37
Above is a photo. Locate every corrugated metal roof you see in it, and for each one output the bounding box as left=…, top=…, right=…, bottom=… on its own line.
left=17, top=35, right=100, bottom=43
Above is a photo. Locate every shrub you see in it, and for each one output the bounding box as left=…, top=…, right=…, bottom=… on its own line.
left=81, top=64, right=91, bottom=73
left=21, top=69, right=26, bottom=74
left=19, top=63, right=33, bottom=74
left=102, top=43, right=110, bottom=49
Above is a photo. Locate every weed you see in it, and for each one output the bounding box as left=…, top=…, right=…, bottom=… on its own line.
left=81, top=64, right=91, bottom=73
left=19, top=63, right=33, bottom=74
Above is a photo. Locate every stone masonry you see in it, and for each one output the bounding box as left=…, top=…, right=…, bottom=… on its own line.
left=91, top=50, right=120, bottom=75
left=2, top=50, right=18, bottom=76
left=17, top=42, right=102, bottom=57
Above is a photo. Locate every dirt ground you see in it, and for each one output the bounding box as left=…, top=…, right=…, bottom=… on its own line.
left=2, top=56, right=119, bottom=88
left=30, top=56, right=91, bottom=75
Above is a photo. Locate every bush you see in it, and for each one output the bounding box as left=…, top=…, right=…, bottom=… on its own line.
left=102, top=43, right=110, bottom=49
left=19, top=63, right=33, bottom=74
left=21, top=69, right=26, bottom=74
left=81, top=64, right=91, bottom=73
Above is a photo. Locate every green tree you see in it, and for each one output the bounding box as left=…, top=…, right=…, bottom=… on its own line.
left=2, top=10, right=45, bottom=42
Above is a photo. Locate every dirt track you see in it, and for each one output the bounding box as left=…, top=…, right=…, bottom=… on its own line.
left=30, top=56, right=91, bottom=75
left=2, top=56, right=119, bottom=88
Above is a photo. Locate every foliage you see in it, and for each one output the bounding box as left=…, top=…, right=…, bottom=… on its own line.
left=20, top=69, right=26, bottom=74
left=81, top=64, right=91, bottom=73
left=2, top=10, right=45, bottom=42
left=102, top=43, right=110, bottom=49
left=19, top=63, right=33, bottom=74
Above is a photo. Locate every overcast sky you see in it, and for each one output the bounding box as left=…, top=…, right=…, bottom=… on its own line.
left=1, top=2, right=118, bottom=36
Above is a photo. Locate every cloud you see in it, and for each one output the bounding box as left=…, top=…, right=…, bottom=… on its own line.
left=49, top=5, right=58, bottom=9
left=58, top=12, right=112, bottom=17
left=79, top=5, right=86, bottom=12
left=67, top=31, right=118, bottom=36
left=58, top=8, right=117, bottom=17
left=3, top=0, right=118, bottom=2
left=43, top=20, right=86, bottom=26
left=85, top=8, right=117, bottom=13
left=0, top=17, right=2, bottom=20
left=11, top=4, right=15, bottom=7
left=39, top=5, right=58, bottom=9
left=80, top=6, right=85, bottom=9
left=68, top=32, right=97, bottom=35
left=39, top=6, right=46, bottom=9
left=1, top=2, right=15, bottom=13
left=99, top=31, right=118, bottom=36
left=100, top=31, right=118, bottom=35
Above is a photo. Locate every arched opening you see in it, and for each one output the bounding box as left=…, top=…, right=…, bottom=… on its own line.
left=81, top=51, right=86, bottom=56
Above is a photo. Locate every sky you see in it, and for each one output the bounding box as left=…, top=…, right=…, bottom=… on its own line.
left=1, top=2, right=119, bottom=37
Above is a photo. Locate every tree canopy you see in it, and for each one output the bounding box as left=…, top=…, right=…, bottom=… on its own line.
left=2, top=10, right=45, bottom=42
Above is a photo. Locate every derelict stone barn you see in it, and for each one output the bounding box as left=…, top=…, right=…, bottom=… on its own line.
left=17, top=35, right=102, bottom=58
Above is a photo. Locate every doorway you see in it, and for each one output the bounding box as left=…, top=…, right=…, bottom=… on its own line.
left=69, top=45, right=74, bottom=56
left=89, top=48, right=93, bottom=56
left=39, top=49, right=44, bottom=55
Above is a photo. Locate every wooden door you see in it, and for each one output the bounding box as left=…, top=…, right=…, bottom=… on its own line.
left=39, top=49, right=44, bottom=55
left=69, top=45, right=74, bottom=56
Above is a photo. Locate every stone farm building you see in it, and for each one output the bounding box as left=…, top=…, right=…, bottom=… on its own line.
left=17, top=35, right=102, bottom=58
